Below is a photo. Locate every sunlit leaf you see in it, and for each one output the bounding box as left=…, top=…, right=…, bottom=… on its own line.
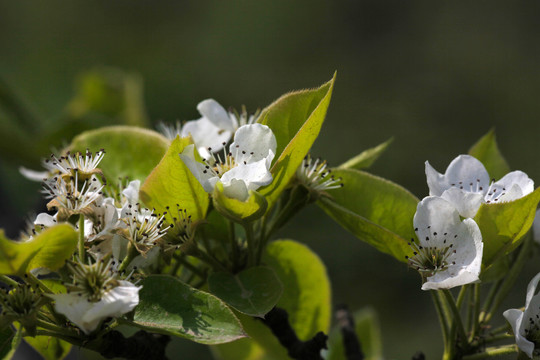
left=140, top=136, right=209, bottom=222
left=259, top=74, right=336, bottom=210
left=0, top=225, right=78, bottom=276
left=23, top=333, right=71, bottom=360
left=69, top=126, right=169, bottom=183
left=318, top=168, right=418, bottom=262
left=338, top=138, right=393, bottom=170
left=130, top=275, right=245, bottom=344
left=213, top=185, right=267, bottom=223
left=208, top=267, right=283, bottom=317
left=468, top=129, right=510, bottom=180
left=213, top=239, right=331, bottom=359
left=475, top=187, right=540, bottom=266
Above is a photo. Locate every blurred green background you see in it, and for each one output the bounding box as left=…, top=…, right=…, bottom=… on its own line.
left=1, top=1, right=540, bottom=359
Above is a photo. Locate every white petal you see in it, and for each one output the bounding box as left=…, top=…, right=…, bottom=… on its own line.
left=50, top=293, right=96, bottom=334
left=422, top=218, right=483, bottom=290
left=221, top=178, right=249, bottom=201
left=230, top=124, right=277, bottom=164
left=220, top=158, right=273, bottom=191
left=503, top=308, right=534, bottom=358
left=181, top=117, right=232, bottom=154
left=122, top=180, right=141, bottom=205
left=197, top=99, right=237, bottom=132
left=440, top=188, right=484, bottom=218
left=179, top=144, right=220, bottom=193
left=128, top=247, right=161, bottom=270
left=488, top=171, right=534, bottom=203
left=425, top=155, right=489, bottom=197
left=34, top=213, right=57, bottom=227
left=525, top=272, right=540, bottom=307
left=19, top=167, right=49, bottom=182
left=413, top=196, right=462, bottom=248
left=82, top=281, right=141, bottom=326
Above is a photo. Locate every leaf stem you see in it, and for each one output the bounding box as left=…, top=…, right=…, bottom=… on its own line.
left=431, top=291, right=449, bottom=356
left=0, top=275, right=19, bottom=287
left=469, top=283, right=481, bottom=343
left=483, top=237, right=532, bottom=324
left=442, top=289, right=468, bottom=351
left=461, top=345, right=518, bottom=359
left=228, top=220, right=239, bottom=269
left=78, top=215, right=86, bottom=262
left=243, top=222, right=256, bottom=267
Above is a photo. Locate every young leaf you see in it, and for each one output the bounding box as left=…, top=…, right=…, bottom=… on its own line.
left=69, top=126, right=169, bottom=183
left=259, top=74, right=336, bottom=210
left=468, top=129, right=510, bottom=180
left=208, top=267, right=283, bottom=318
left=140, top=136, right=209, bottom=222
left=0, top=327, right=14, bottom=360
left=2, top=326, right=21, bottom=360
left=213, top=239, right=331, bottom=359
left=475, top=187, right=540, bottom=266
left=130, top=275, right=245, bottom=344
left=23, top=336, right=71, bottom=360
left=318, top=168, right=418, bottom=262
left=338, top=138, right=393, bottom=170
left=326, top=307, right=383, bottom=360
left=0, top=225, right=78, bottom=276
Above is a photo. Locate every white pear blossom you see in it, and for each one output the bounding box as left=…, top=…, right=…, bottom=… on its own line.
left=406, top=196, right=483, bottom=290
left=179, top=123, right=277, bottom=201
left=182, top=99, right=239, bottom=159
left=425, top=155, right=534, bottom=217
left=20, top=149, right=105, bottom=182
left=503, top=272, right=540, bottom=358
left=49, top=259, right=141, bottom=334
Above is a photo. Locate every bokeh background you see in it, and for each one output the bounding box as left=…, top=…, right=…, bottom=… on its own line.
left=1, top=1, right=540, bottom=359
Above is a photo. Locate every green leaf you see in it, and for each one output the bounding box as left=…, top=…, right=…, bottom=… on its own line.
left=0, top=225, right=78, bottom=276
left=140, top=136, right=209, bottom=222
left=208, top=267, right=283, bottom=317
left=338, top=138, right=393, bottom=170
left=0, top=327, right=14, bottom=360
left=23, top=333, right=71, bottom=360
left=474, top=187, right=540, bottom=266
left=213, top=184, right=268, bottom=223
left=130, top=275, right=245, bottom=344
left=69, top=126, right=169, bottom=183
left=318, top=168, right=418, bottom=262
left=213, top=239, right=331, bottom=359
left=468, top=129, right=510, bottom=180
left=67, top=68, right=149, bottom=127
left=259, top=74, right=336, bottom=210
left=326, top=307, right=383, bottom=360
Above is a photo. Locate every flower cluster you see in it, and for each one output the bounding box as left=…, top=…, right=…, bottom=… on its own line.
left=406, top=155, right=533, bottom=291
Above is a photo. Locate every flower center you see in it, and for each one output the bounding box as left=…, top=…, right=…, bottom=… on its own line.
left=525, top=316, right=540, bottom=347
left=67, top=259, right=119, bottom=302
left=449, top=178, right=484, bottom=193
left=297, top=155, right=343, bottom=192
left=202, top=143, right=255, bottom=177
left=0, top=284, right=41, bottom=317
left=406, top=239, right=456, bottom=277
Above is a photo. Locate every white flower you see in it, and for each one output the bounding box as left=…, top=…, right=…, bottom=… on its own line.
left=503, top=272, right=540, bottom=358
left=180, top=99, right=239, bottom=159
left=84, top=197, right=120, bottom=242
left=20, top=150, right=105, bottom=182
left=50, top=259, right=141, bottom=334
left=407, top=196, right=483, bottom=290
left=51, top=281, right=140, bottom=334
left=425, top=155, right=534, bottom=217
left=179, top=123, right=277, bottom=201
left=42, top=175, right=103, bottom=216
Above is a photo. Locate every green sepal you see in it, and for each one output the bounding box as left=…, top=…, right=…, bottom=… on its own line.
left=338, top=138, right=393, bottom=170
left=213, top=183, right=268, bottom=224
